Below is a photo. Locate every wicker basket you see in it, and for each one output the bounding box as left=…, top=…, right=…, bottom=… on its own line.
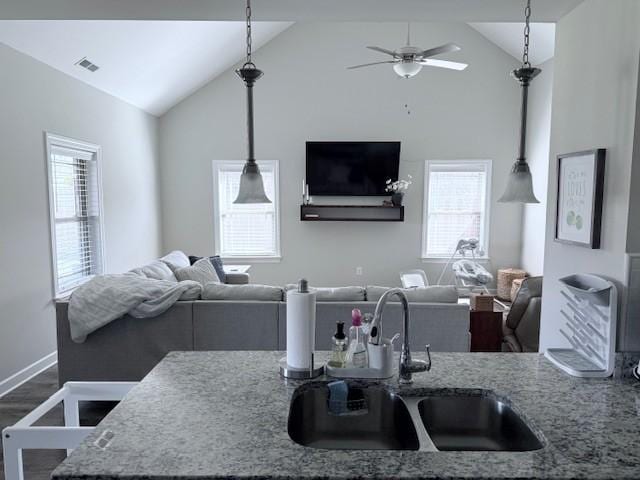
left=497, top=268, right=527, bottom=301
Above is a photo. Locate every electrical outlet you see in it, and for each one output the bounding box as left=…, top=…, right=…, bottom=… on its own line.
left=356, top=266, right=363, bottom=276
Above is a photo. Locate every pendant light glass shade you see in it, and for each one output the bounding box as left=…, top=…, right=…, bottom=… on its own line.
left=498, top=160, right=539, bottom=203
left=234, top=161, right=271, bottom=204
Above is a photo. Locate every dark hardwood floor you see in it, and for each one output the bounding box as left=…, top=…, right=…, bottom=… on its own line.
left=0, top=366, right=115, bottom=480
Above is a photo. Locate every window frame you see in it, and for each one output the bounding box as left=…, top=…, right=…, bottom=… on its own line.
left=421, top=159, right=492, bottom=261
left=211, top=159, right=281, bottom=262
left=45, top=132, right=106, bottom=297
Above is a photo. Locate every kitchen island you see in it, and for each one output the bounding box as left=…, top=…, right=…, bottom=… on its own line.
left=52, top=351, right=640, bottom=480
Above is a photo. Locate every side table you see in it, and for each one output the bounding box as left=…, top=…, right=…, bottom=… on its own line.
left=470, top=310, right=503, bottom=352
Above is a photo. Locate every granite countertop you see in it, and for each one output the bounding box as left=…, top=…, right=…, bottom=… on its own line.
left=52, top=351, right=640, bottom=480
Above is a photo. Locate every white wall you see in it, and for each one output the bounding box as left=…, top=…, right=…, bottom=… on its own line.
left=539, top=0, right=640, bottom=351
left=626, top=53, right=640, bottom=254
left=0, top=43, right=163, bottom=385
left=159, top=22, right=525, bottom=287
left=520, top=59, right=554, bottom=276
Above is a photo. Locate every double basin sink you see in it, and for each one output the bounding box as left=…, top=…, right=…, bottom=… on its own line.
left=288, top=382, right=543, bottom=452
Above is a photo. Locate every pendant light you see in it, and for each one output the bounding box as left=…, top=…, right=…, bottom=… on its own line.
left=233, top=0, right=271, bottom=204
left=498, top=0, right=541, bottom=204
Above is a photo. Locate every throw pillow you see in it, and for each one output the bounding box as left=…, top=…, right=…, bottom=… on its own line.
left=202, top=283, right=283, bottom=301
left=160, top=250, right=190, bottom=272
left=174, top=258, right=221, bottom=286
left=189, top=255, right=226, bottom=283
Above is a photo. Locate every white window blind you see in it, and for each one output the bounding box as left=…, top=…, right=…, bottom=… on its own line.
left=46, top=135, right=104, bottom=295
left=422, top=160, right=491, bottom=258
left=212, top=160, right=280, bottom=259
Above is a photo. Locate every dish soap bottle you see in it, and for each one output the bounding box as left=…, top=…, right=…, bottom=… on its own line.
left=361, top=313, right=373, bottom=344
left=328, top=322, right=347, bottom=368
left=346, top=309, right=368, bottom=368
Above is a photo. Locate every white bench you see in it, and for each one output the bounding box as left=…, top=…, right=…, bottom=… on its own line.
left=2, top=382, right=136, bottom=480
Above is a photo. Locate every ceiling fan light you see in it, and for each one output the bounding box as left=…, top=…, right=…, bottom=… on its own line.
left=234, top=161, right=271, bottom=204
left=498, top=160, right=539, bottom=204
left=393, top=62, right=422, bottom=78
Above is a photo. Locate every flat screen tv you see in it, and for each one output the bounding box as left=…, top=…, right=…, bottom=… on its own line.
left=306, top=141, right=400, bottom=196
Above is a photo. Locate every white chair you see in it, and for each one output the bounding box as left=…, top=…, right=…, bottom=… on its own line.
left=400, top=269, right=429, bottom=288
left=2, top=382, right=136, bottom=480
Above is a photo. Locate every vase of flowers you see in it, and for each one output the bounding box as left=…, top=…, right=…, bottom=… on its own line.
left=385, top=175, right=412, bottom=206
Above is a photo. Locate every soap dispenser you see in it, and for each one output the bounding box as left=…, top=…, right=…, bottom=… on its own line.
left=328, top=322, right=347, bottom=368
left=346, top=309, right=368, bottom=368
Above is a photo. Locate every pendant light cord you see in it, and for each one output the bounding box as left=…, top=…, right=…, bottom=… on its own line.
left=516, top=0, right=535, bottom=162
left=244, top=0, right=255, bottom=69
left=522, top=0, right=532, bottom=67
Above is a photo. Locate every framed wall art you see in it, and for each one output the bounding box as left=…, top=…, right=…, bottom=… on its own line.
left=555, top=149, right=605, bottom=249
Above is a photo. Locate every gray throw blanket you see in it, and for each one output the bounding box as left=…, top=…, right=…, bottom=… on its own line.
left=68, top=273, right=202, bottom=342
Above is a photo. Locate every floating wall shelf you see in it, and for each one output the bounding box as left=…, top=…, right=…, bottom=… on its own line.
left=300, top=205, right=404, bottom=222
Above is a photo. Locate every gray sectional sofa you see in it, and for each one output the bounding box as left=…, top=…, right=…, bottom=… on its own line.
left=55, top=251, right=470, bottom=385
left=56, top=298, right=469, bottom=385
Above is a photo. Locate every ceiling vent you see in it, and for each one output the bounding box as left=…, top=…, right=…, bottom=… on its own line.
left=75, top=57, right=100, bottom=72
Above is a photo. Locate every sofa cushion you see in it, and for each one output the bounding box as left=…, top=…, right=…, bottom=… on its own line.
left=189, top=255, right=226, bottom=283
left=175, top=258, right=221, bottom=286
left=366, top=285, right=458, bottom=303
left=202, top=283, right=283, bottom=301
left=160, top=250, right=190, bottom=272
left=224, top=272, right=250, bottom=285
left=285, top=284, right=366, bottom=302
left=404, top=286, right=458, bottom=303
left=132, top=260, right=177, bottom=282
left=365, top=286, right=390, bottom=302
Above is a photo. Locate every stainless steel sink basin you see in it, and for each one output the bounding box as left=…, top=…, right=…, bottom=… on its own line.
left=287, top=383, right=543, bottom=452
left=287, top=382, right=419, bottom=450
left=417, top=393, right=543, bottom=451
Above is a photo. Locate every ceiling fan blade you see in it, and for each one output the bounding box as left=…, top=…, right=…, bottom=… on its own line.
left=419, top=59, right=468, bottom=71
left=366, top=46, right=397, bottom=57
left=420, top=43, right=461, bottom=59
left=347, top=60, right=396, bottom=70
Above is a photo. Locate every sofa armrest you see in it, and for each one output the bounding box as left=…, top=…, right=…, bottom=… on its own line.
left=225, top=272, right=250, bottom=284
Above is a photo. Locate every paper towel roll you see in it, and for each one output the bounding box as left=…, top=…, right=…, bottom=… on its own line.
left=286, top=288, right=316, bottom=369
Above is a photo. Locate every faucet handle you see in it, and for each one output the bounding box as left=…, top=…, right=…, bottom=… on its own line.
left=425, top=344, right=432, bottom=371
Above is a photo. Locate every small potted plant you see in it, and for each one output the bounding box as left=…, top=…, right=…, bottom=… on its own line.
left=385, top=175, right=412, bottom=206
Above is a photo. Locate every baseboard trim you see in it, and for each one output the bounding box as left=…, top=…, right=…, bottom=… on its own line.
left=0, top=351, right=58, bottom=399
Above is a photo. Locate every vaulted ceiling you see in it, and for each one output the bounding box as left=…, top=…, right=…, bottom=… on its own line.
left=470, top=22, right=556, bottom=66
left=0, top=21, right=291, bottom=116
left=0, top=1, right=569, bottom=116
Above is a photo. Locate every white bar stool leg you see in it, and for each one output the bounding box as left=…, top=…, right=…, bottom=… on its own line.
left=63, top=394, right=79, bottom=455
left=2, top=429, right=24, bottom=480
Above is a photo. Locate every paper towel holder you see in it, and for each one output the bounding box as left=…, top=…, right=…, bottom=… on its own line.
left=279, top=278, right=324, bottom=379
left=279, top=354, right=324, bottom=379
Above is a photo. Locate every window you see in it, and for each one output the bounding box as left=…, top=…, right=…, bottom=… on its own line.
left=422, top=160, right=491, bottom=259
left=45, top=134, right=104, bottom=296
left=212, top=160, right=280, bottom=260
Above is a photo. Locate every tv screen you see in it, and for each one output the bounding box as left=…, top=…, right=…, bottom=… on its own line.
left=306, top=141, right=400, bottom=196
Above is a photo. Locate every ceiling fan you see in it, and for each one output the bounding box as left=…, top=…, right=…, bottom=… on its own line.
left=348, top=24, right=468, bottom=78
